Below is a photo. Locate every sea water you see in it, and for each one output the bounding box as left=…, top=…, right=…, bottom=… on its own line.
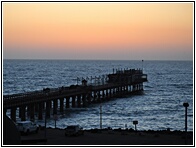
left=3, top=60, right=193, bottom=131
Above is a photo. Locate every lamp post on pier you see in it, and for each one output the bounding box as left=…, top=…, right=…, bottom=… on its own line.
left=183, top=102, right=189, bottom=144
left=100, top=104, right=102, bottom=130
left=133, top=120, right=138, bottom=131
left=44, top=112, right=47, bottom=139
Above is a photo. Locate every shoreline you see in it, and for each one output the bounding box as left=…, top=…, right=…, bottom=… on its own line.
left=20, top=127, right=193, bottom=145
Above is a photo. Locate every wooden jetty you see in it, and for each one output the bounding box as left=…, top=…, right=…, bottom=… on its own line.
left=3, top=69, right=147, bottom=122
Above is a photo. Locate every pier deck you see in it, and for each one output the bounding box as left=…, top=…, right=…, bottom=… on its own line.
left=3, top=68, right=147, bottom=122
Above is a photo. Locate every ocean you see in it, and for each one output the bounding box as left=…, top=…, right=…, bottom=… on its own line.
left=3, top=60, right=193, bottom=131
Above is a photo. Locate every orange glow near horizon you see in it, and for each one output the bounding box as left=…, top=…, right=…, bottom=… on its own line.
left=3, top=2, right=193, bottom=60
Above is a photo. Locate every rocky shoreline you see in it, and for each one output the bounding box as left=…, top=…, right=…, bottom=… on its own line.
left=20, top=127, right=193, bottom=145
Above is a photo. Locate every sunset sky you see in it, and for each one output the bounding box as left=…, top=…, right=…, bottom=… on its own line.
left=3, top=2, right=193, bottom=60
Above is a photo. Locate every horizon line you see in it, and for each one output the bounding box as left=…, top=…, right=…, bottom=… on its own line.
left=2, top=58, right=193, bottom=62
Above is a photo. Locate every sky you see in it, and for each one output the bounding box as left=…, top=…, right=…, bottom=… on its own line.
left=3, top=2, right=193, bottom=60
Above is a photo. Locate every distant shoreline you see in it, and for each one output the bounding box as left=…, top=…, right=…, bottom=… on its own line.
left=46, top=126, right=194, bottom=132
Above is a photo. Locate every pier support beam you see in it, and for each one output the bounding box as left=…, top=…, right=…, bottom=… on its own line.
left=112, top=88, right=115, bottom=97
left=28, top=104, right=35, bottom=121
left=72, top=96, right=76, bottom=108
left=140, top=83, right=143, bottom=90
left=93, top=91, right=97, bottom=102
left=82, top=94, right=87, bottom=107
left=19, top=107, right=21, bottom=118
left=77, top=95, right=81, bottom=108
left=46, top=101, right=51, bottom=118
left=11, top=107, right=16, bottom=122
left=66, top=97, right=70, bottom=108
left=109, top=88, right=112, bottom=98
left=98, top=91, right=101, bottom=102
left=60, top=98, right=64, bottom=112
left=126, top=85, right=129, bottom=93
left=129, top=85, right=132, bottom=92
left=120, top=86, right=123, bottom=97
left=115, top=87, right=119, bottom=95
left=115, top=88, right=117, bottom=95
left=106, top=89, right=109, bottom=100
left=102, top=90, right=105, bottom=100
left=133, top=85, right=136, bottom=92
left=38, top=102, right=43, bottom=120
left=19, top=106, right=26, bottom=121
left=87, top=92, right=91, bottom=104
left=34, top=104, right=38, bottom=113
left=53, top=99, right=57, bottom=114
